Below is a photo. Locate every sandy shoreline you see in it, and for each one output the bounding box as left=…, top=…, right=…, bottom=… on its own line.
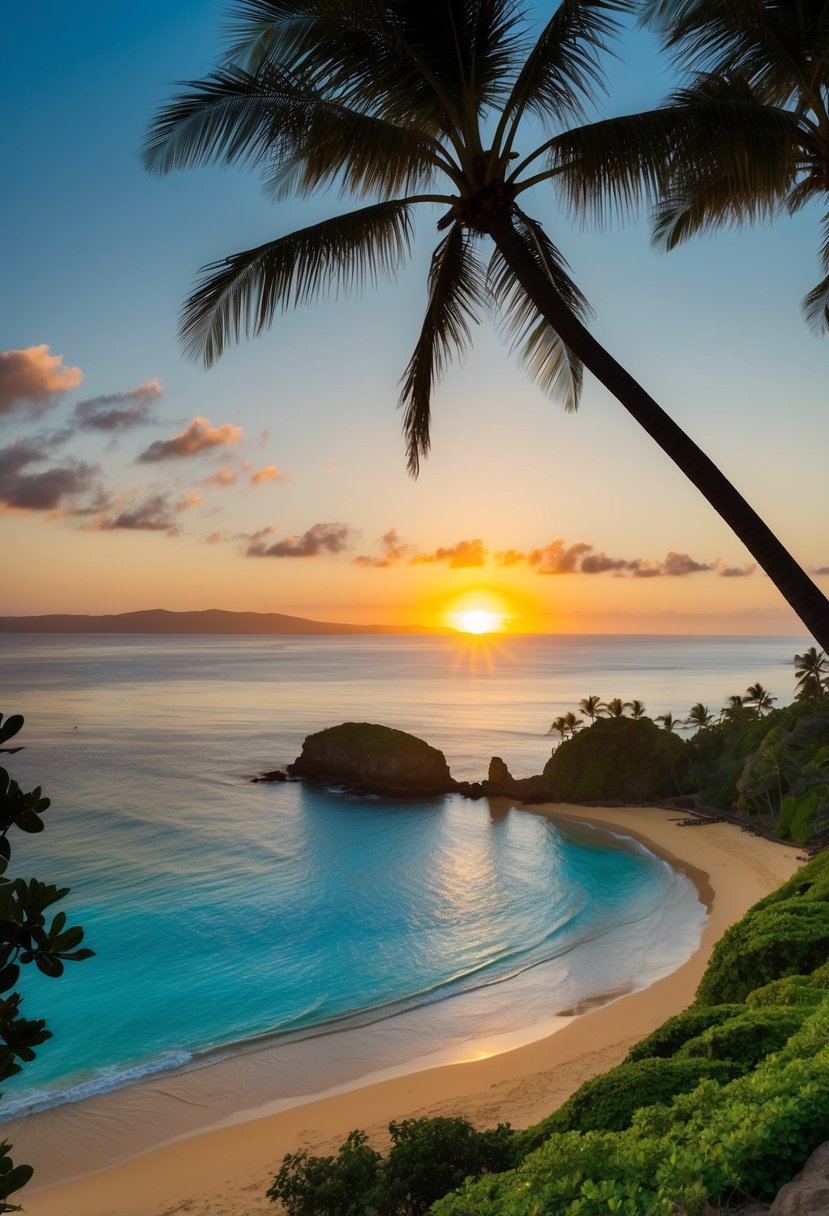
left=10, top=803, right=801, bottom=1216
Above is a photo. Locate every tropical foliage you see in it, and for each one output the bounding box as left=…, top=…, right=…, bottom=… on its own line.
left=144, top=0, right=829, bottom=649
left=638, top=0, right=829, bottom=333
left=0, top=714, right=92, bottom=1212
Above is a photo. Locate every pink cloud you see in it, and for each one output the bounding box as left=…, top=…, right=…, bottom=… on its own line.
left=251, top=465, right=290, bottom=485
left=247, top=522, right=353, bottom=558
left=203, top=466, right=237, bottom=487
left=138, top=417, right=243, bottom=462
left=354, top=528, right=417, bottom=567
left=0, top=345, right=83, bottom=415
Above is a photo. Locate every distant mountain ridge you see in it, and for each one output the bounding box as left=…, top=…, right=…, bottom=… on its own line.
left=0, top=609, right=449, bottom=636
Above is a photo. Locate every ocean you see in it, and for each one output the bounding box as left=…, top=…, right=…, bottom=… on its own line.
left=0, top=632, right=806, bottom=1124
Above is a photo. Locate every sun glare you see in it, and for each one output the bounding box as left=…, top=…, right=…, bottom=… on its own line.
left=455, top=609, right=503, bottom=635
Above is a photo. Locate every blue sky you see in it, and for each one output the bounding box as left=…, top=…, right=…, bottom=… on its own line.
left=1, top=1, right=826, bottom=633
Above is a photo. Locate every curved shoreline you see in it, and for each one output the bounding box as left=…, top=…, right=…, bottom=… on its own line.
left=10, top=804, right=801, bottom=1216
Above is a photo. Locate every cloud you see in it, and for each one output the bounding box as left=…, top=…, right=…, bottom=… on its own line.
left=73, top=379, right=163, bottom=430
left=411, top=538, right=487, bottom=568
left=247, top=522, right=353, bottom=558
left=206, top=531, right=224, bottom=544
left=93, top=493, right=177, bottom=533
left=251, top=464, right=290, bottom=485
left=491, top=537, right=720, bottom=579
left=202, top=466, right=237, bottom=488
left=528, top=538, right=592, bottom=575
left=354, top=528, right=417, bottom=568
left=717, top=561, right=756, bottom=578
left=580, top=552, right=637, bottom=574
left=138, top=417, right=243, bottom=462
left=177, top=490, right=203, bottom=512
left=0, top=345, right=83, bottom=416
left=0, top=441, right=98, bottom=511
left=661, top=551, right=714, bottom=577
left=631, top=561, right=662, bottom=579
left=811, top=566, right=829, bottom=577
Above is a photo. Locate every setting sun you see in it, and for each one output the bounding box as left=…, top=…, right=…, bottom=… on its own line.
left=455, top=609, right=504, bottom=635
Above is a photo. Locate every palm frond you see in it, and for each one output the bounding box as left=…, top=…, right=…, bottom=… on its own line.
left=143, top=61, right=444, bottom=200
left=539, top=107, right=692, bottom=226
left=400, top=222, right=488, bottom=476
left=803, top=218, right=829, bottom=332
left=488, top=208, right=590, bottom=410
left=646, top=77, right=800, bottom=246
left=220, top=0, right=468, bottom=136
left=641, top=0, right=828, bottom=111
left=500, top=0, right=626, bottom=141
left=180, top=200, right=413, bottom=366
left=223, top=0, right=325, bottom=72
left=143, top=64, right=299, bottom=175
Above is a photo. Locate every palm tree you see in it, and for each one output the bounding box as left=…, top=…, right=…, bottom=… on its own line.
left=639, top=0, right=829, bottom=334
left=794, top=647, right=828, bottom=702
left=562, top=710, right=585, bottom=736
left=720, top=693, right=749, bottom=724
left=626, top=698, right=647, bottom=719
left=743, top=682, right=777, bottom=716
left=685, top=702, right=714, bottom=731
left=547, top=715, right=568, bottom=740
left=604, top=697, right=627, bottom=718
left=656, top=710, right=680, bottom=732
left=143, top=0, right=829, bottom=651
left=578, top=695, right=604, bottom=722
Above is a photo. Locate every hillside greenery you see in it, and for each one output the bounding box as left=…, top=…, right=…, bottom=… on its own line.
left=267, top=847, right=829, bottom=1215
left=542, top=650, right=829, bottom=845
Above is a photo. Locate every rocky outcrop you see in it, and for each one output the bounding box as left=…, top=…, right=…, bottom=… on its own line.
left=282, top=725, right=553, bottom=801
left=769, top=1140, right=829, bottom=1213
left=288, top=722, right=454, bottom=796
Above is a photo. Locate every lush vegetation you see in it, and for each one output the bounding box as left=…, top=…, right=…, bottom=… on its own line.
left=268, top=847, right=829, bottom=1215
left=0, top=714, right=92, bottom=1211
left=267, top=1117, right=516, bottom=1216
left=542, top=650, right=829, bottom=842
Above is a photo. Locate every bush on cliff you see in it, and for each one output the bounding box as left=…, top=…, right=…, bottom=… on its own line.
left=542, top=717, right=686, bottom=802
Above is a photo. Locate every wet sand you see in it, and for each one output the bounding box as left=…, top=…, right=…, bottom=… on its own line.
left=9, top=804, right=801, bottom=1216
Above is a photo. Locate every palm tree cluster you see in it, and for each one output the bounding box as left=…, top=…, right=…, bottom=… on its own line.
left=795, top=647, right=829, bottom=702
left=145, top=0, right=829, bottom=651
left=546, top=664, right=816, bottom=740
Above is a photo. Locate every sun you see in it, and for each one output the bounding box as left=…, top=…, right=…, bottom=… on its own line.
left=455, top=608, right=504, bottom=635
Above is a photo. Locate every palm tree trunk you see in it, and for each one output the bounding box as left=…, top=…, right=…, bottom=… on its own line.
left=490, top=213, right=829, bottom=651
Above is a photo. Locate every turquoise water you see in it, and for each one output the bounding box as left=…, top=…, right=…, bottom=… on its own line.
left=0, top=633, right=804, bottom=1119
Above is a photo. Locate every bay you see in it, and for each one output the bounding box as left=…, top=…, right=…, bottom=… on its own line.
left=0, top=632, right=805, bottom=1120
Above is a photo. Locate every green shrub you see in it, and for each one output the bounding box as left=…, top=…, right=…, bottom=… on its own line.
left=746, top=975, right=827, bottom=1008
left=696, top=899, right=829, bottom=1005
left=677, top=1008, right=807, bottom=1068
left=514, top=1057, right=735, bottom=1154
left=266, top=1130, right=382, bottom=1216
left=267, top=1117, right=514, bottom=1216
left=778, top=788, right=827, bottom=844
left=379, top=1117, right=514, bottom=1216
left=624, top=1005, right=742, bottom=1063
left=808, top=959, right=829, bottom=987
left=435, top=1046, right=829, bottom=1216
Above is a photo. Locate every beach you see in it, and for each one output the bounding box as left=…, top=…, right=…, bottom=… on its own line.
left=9, top=802, right=801, bottom=1216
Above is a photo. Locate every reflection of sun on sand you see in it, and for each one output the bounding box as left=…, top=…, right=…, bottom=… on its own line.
left=16, top=805, right=801, bottom=1216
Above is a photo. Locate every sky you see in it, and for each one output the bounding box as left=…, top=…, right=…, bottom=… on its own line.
left=2, top=1, right=827, bottom=634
